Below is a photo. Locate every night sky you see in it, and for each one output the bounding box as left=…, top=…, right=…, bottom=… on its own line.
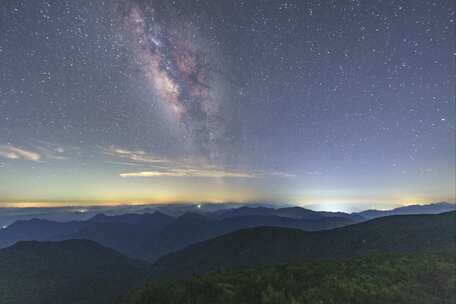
left=0, top=0, right=454, bottom=211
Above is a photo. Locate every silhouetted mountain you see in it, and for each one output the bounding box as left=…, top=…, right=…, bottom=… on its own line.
left=88, top=211, right=175, bottom=231
left=215, top=203, right=456, bottom=222
left=0, top=211, right=175, bottom=249
left=211, top=206, right=286, bottom=218
left=219, top=215, right=353, bottom=231
left=153, top=211, right=456, bottom=278
left=152, top=203, right=251, bottom=217
left=318, top=210, right=365, bottom=221
left=177, top=211, right=210, bottom=222
left=212, top=206, right=319, bottom=219
left=4, top=203, right=450, bottom=265
left=79, top=211, right=354, bottom=262
left=357, top=202, right=456, bottom=219
left=141, top=213, right=354, bottom=261
left=0, top=239, right=148, bottom=304
left=0, top=218, right=84, bottom=248
left=0, top=210, right=355, bottom=262
left=66, top=211, right=175, bottom=259
left=210, top=206, right=363, bottom=221
left=1, top=212, right=454, bottom=304
left=88, top=211, right=174, bottom=228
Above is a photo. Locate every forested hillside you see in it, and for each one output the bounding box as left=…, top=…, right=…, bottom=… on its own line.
left=153, top=212, right=456, bottom=277
left=121, top=253, right=456, bottom=304
left=0, top=240, right=148, bottom=304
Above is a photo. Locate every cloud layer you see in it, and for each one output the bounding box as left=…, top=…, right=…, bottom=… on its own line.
left=0, top=142, right=72, bottom=163
left=106, top=146, right=294, bottom=179
left=119, top=169, right=256, bottom=178
left=0, top=145, right=41, bottom=161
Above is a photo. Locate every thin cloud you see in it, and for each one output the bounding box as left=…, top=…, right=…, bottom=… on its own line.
left=266, top=171, right=297, bottom=178
left=107, top=146, right=296, bottom=180
left=34, top=142, right=69, bottom=160
left=0, top=142, right=76, bottom=162
left=120, top=169, right=257, bottom=178
left=103, top=147, right=170, bottom=165
left=0, top=145, right=41, bottom=161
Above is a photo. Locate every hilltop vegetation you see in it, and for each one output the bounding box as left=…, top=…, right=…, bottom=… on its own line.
left=0, top=240, right=148, bottom=304
left=121, top=253, right=456, bottom=304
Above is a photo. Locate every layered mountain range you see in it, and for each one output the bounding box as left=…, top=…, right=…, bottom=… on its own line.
left=1, top=210, right=455, bottom=304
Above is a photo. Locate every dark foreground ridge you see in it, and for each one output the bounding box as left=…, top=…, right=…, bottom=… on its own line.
left=0, top=239, right=148, bottom=304
left=153, top=211, right=456, bottom=278
left=122, top=253, right=456, bottom=304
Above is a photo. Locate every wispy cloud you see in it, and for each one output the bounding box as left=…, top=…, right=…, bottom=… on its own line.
left=106, top=147, right=295, bottom=179
left=266, top=172, right=297, bottom=178
left=0, top=145, right=41, bottom=161
left=0, top=142, right=76, bottom=163
left=120, top=169, right=257, bottom=178
left=103, top=147, right=170, bottom=165
left=34, top=141, right=69, bottom=160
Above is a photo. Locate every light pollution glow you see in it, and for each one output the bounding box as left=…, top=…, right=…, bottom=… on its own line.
left=0, top=145, right=454, bottom=210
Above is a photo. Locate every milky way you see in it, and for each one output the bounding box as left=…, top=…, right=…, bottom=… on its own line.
left=0, top=0, right=454, bottom=208
left=119, top=0, right=224, bottom=160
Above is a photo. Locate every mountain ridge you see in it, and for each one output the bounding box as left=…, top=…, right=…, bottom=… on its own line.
left=1, top=202, right=454, bottom=262
left=152, top=211, right=456, bottom=278
left=0, top=210, right=357, bottom=261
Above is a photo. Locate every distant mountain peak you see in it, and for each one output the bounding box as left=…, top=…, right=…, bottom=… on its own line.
left=357, top=202, right=456, bottom=220
left=150, top=210, right=172, bottom=218
left=178, top=212, right=208, bottom=221
left=9, top=238, right=102, bottom=251
left=89, top=213, right=109, bottom=221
